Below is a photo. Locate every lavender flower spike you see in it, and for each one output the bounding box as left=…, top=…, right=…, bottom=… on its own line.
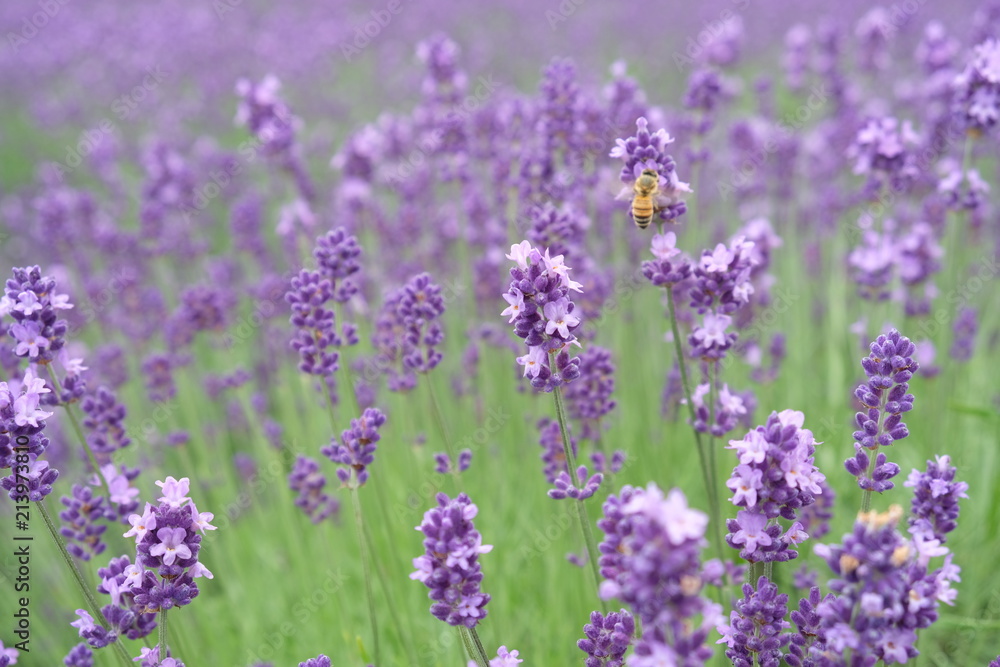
left=844, top=329, right=918, bottom=496
left=411, top=492, right=492, bottom=627
left=577, top=608, right=634, bottom=667
left=502, top=241, right=583, bottom=392
left=321, top=407, right=387, bottom=486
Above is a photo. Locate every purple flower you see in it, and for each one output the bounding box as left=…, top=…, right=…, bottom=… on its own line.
left=288, top=456, right=340, bottom=524
left=689, top=312, right=737, bottom=361
left=140, top=353, right=176, bottom=402
left=904, top=455, right=968, bottom=544
left=313, top=227, right=362, bottom=304
left=501, top=241, right=583, bottom=392
left=80, top=387, right=131, bottom=466
left=717, top=576, right=790, bottom=667
left=642, top=232, right=692, bottom=287
left=124, top=477, right=215, bottom=614
left=563, top=346, right=616, bottom=442
left=164, top=284, right=235, bottom=351
left=297, top=656, right=331, bottom=667
left=548, top=465, right=603, bottom=500
left=596, top=484, right=721, bottom=665
left=847, top=117, right=919, bottom=193
left=807, top=506, right=959, bottom=665
left=610, top=118, right=691, bottom=225
left=844, top=329, right=918, bottom=494
left=374, top=273, right=446, bottom=390
left=953, top=39, right=1000, bottom=133
left=286, top=269, right=341, bottom=383
left=321, top=407, right=387, bottom=486
left=411, top=492, right=493, bottom=627
left=63, top=643, right=92, bottom=667
left=59, top=484, right=109, bottom=561
left=577, top=608, right=634, bottom=667
left=538, top=417, right=574, bottom=484
left=949, top=307, right=977, bottom=361
left=434, top=449, right=472, bottom=474
left=4, top=265, right=70, bottom=364
left=96, top=554, right=157, bottom=640
left=0, top=369, right=60, bottom=501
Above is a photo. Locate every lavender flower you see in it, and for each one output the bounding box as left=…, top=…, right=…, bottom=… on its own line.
left=641, top=232, right=692, bottom=288
left=4, top=265, right=71, bottom=364
left=904, top=455, right=968, bottom=544
left=434, top=449, right=472, bottom=474
left=164, top=284, right=235, bottom=351
left=949, top=307, right=977, bottom=361
left=410, top=492, right=492, bottom=627
left=724, top=410, right=825, bottom=563
left=563, top=346, right=616, bottom=443
left=501, top=241, right=583, bottom=391
left=80, top=387, right=131, bottom=466
left=689, top=382, right=750, bottom=436
left=297, top=656, right=331, bottom=667
left=321, top=407, right=387, bottom=486
left=538, top=417, right=574, bottom=483
left=717, top=576, right=790, bottom=667
left=847, top=117, right=919, bottom=195
left=0, top=368, right=59, bottom=501
left=953, top=39, right=1000, bottom=133
left=374, top=273, right=446, bottom=391
left=313, top=227, right=362, bottom=304
left=597, top=484, right=721, bottom=665
left=95, top=555, right=158, bottom=640
left=288, top=456, right=340, bottom=523
left=844, top=329, right=918, bottom=494
left=126, top=476, right=216, bottom=614
left=577, top=608, right=634, bottom=667
left=610, top=118, right=691, bottom=225
left=808, top=506, right=960, bottom=664
left=141, top=353, right=175, bottom=403
left=548, top=465, right=602, bottom=500
left=63, top=643, right=92, bottom=667
left=59, top=484, right=109, bottom=561
left=689, top=236, right=756, bottom=315
left=286, top=269, right=341, bottom=383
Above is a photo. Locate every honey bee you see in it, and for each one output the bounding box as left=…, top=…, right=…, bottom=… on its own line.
left=630, top=168, right=660, bottom=229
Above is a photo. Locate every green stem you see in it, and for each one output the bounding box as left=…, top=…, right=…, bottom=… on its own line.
left=553, top=385, right=605, bottom=607
left=665, top=290, right=725, bottom=561
left=159, top=608, right=168, bottom=659
left=37, top=500, right=133, bottom=667
left=425, top=375, right=458, bottom=466
left=351, top=483, right=380, bottom=665
left=460, top=626, right=491, bottom=667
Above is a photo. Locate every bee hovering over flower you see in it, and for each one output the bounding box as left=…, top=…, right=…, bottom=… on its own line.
left=615, top=160, right=691, bottom=230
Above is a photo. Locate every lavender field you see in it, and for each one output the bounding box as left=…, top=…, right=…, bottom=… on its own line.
left=1, top=1, right=1000, bottom=666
